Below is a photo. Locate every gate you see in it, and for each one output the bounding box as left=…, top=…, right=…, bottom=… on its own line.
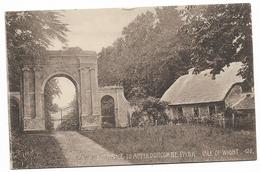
left=51, top=106, right=79, bottom=131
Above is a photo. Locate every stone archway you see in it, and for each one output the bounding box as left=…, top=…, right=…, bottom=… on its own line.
left=19, top=50, right=130, bottom=131
left=43, top=74, right=79, bottom=131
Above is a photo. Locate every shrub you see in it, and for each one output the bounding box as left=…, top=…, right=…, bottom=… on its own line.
left=130, top=97, right=169, bottom=127
left=188, top=113, right=224, bottom=127
left=177, top=115, right=188, bottom=124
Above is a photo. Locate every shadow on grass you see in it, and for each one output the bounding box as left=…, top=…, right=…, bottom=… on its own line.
left=10, top=131, right=67, bottom=169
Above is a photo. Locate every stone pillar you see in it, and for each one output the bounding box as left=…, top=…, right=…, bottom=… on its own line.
left=79, top=67, right=91, bottom=116
left=90, top=67, right=98, bottom=115
left=33, top=66, right=42, bottom=118
left=114, top=90, right=119, bottom=127
left=22, top=65, right=45, bottom=131
left=79, top=66, right=100, bottom=130
left=22, top=66, right=31, bottom=119
left=33, top=65, right=45, bottom=130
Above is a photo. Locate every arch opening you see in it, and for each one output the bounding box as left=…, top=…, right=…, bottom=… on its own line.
left=101, top=95, right=115, bottom=128
left=44, top=75, right=79, bottom=131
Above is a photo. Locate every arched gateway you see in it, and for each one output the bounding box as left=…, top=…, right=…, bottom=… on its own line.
left=17, top=50, right=130, bottom=131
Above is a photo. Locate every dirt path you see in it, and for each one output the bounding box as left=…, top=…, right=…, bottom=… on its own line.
left=52, top=131, right=129, bottom=167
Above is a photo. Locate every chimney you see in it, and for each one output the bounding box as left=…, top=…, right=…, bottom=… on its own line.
left=188, top=68, right=195, bottom=74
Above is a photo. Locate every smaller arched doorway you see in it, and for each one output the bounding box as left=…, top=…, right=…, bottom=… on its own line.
left=101, top=95, right=115, bottom=128
left=9, top=98, right=20, bottom=131
left=43, top=74, right=79, bottom=131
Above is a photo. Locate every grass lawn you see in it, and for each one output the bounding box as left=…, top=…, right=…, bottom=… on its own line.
left=10, top=131, right=67, bottom=169
left=79, top=124, right=257, bottom=164
left=10, top=124, right=256, bottom=168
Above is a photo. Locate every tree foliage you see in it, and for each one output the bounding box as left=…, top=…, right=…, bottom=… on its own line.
left=98, top=7, right=189, bottom=99
left=179, top=4, right=253, bottom=85
left=98, top=4, right=253, bottom=100
left=6, top=11, right=69, bottom=91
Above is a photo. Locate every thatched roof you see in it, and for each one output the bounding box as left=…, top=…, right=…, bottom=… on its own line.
left=233, top=94, right=255, bottom=110
left=161, top=62, right=244, bottom=105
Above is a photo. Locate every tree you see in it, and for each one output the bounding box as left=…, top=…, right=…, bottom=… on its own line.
left=179, top=4, right=253, bottom=86
left=98, top=7, right=187, bottom=99
left=6, top=11, right=69, bottom=91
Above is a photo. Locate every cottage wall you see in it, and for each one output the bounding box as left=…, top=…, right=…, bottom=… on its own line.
left=168, top=102, right=225, bottom=120
left=183, top=106, right=193, bottom=117
left=236, top=109, right=255, bottom=129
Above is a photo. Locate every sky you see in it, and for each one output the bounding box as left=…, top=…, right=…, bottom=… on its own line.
left=49, top=7, right=155, bottom=53
left=52, top=77, right=76, bottom=108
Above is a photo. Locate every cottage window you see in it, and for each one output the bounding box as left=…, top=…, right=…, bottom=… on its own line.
left=216, top=103, right=225, bottom=113
left=209, top=105, right=216, bottom=115
left=193, top=106, right=199, bottom=117
left=177, top=107, right=183, bottom=115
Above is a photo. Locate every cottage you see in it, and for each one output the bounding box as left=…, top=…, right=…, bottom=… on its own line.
left=161, top=62, right=255, bottom=128
left=231, top=93, right=255, bottom=129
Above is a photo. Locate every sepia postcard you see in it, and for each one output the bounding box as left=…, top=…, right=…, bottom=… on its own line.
left=6, top=3, right=256, bottom=169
